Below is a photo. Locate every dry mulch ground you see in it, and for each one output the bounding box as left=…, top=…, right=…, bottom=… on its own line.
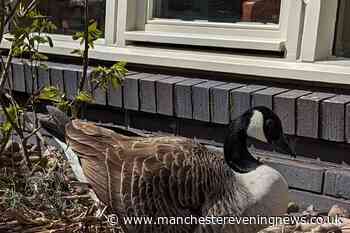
left=0, top=141, right=121, bottom=233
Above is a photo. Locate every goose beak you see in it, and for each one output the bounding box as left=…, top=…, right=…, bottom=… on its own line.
left=272, top=135, right=296, bottom=158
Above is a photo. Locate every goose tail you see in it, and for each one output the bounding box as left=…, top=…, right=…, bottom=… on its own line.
left=39, top=106, right=70, bottom=143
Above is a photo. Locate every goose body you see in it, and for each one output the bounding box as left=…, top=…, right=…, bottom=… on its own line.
left=40, top=106, right=293, bottom=233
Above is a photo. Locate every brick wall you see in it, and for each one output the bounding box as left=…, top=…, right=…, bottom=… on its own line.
left=7, top=58, right=350, bottom=210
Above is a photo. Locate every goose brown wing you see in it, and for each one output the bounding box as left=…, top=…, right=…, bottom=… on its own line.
left=65, top=120, right=224, bottom=219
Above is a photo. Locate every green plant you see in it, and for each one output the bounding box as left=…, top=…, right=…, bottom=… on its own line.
left=0, top=0, right=127, bottom=169
left=40, top=0, right=127, bottom=118
left=0, top=0, right=56, bottom=168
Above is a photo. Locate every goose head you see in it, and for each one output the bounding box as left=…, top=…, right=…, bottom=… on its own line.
left=224, top=106, right=295, bottom=173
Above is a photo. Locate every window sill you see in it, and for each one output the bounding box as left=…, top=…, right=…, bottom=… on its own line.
left=124, top=31, right=285, bottom=51
left=2, top=39, right=350, bottom=86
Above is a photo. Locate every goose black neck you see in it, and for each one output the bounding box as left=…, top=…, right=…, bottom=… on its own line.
left=224, top=116, right=261, bottom=173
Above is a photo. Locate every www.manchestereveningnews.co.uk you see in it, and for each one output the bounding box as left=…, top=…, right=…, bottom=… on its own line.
left=104, top=214, right=343, bottom=226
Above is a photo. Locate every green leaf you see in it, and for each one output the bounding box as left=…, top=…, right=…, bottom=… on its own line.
left=32, top=52, right=48, bottom=61
left=0, top=105, right=22, bottom=135
left=46, top=36, right=54, bottom=47
left=71, top=49, right=83, bottom=57
left=39, top=63, right=49, bottom=70
left=90, top=61, right=127, bottom=91
left=56, top=100, right=70, bottom=113
left=75, top=91, right=93, bottom=104
left=72, top=32, right=84, bottom=41
left=88, top=21, right=98, bottom=32
left=38, top=86, right=62, bottom=102
left=31, top=35, right=48, bottom=44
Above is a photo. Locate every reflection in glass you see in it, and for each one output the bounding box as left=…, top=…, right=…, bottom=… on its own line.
left=38, top=0, right=106, bottom=36
left=334, top=0, right=350, bottom=58
left=152, top=0, right=281, bottom=24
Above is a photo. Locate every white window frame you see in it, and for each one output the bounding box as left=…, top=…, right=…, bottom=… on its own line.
left=3, top=0, right=350, bottom=86
left=300, top=0, right=338, bottom=62
left=117, top=0, right=293, bottom=52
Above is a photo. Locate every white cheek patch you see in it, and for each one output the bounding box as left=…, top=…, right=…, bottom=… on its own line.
left=246, top=110, right=268, bottom=143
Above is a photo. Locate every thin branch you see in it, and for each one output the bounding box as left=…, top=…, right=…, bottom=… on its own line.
left=0, top=46, right=13, bottom=89
left=78, top=0, right=89, bottom=93
left=4, top=0, right=21, bottom=28
left=23, top=126, right=41, bottom=142
left=0, top=0, right=5, bottom=44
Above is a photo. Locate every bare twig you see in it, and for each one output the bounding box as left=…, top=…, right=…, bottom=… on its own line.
left=3, top=0, right=21, bottom=28
left=0, top=0, right=5, bottom=44
left=78, top=0, right=89, bottom=93
left=0, top=46, right=14, bottom=89
left=23, top=126, right=41, bottom=142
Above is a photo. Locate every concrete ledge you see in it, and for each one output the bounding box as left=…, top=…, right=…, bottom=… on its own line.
left=262, top=157, right=326, bottom=193
left=324, top=169, right=350, bottom=200
left=290, top=190, right=350, bottom=211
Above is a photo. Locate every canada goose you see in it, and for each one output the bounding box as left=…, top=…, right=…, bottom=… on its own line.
left=39, top=106, right=294, bottom=233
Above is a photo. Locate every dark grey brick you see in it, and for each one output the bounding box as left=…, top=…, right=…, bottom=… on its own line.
left=175, top=79, right=206, bottom=119
left=156, top=76, right=187, bottom=116
left=96, top=93, right=107, bottom=107
left=94, top=88, right=107, bottom=105
left=12, top=61, right=25, bottom=92
left=262, top=157, right=325, bottom=193
left=140, top=75, right=169, bottom=113
left=321, top=95, right=350, bottom=142
left=108, top=84, right=123, bottom=108
left=37, top=66, right=50, bottom=89
left=346, top=105, right=350, bottom=143
left=124, top=73, right=152, bottom=111
left=210, top=83, right=246, bottom=124
left=324, top=169, right=350, bottom=200
left=274, top=90, right=311, bottom=135
left=63, top=70, right=79, bottom=100
left=297, top=92, right=336, bottom=139
left=24, top=64, right=38, bottom=94
left=107, top=72, right=135, bottom=108
left=289, top=190, right=350, bottom=210
left=230, top=85, right=267, bottom=120
left=49, top=65, right=65, bottom=91
left=252, top=87, right=288, bottom=109
left=192, top=81, right=226, bottom=122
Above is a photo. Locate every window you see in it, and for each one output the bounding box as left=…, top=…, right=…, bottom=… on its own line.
left=152, top=0, right=280, bottom=24
left=120, top=0, right=291, bottom=52
left=38, top=0, right=106, bottom=36
left=334, top=0, right=350, bottom=58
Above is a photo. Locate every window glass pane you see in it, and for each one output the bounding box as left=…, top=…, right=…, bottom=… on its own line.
left=38, top=0, right=106, bottom=36
left=334, top=0, right=350, bottom=58
left=152, top=0, right=281, bottom=24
